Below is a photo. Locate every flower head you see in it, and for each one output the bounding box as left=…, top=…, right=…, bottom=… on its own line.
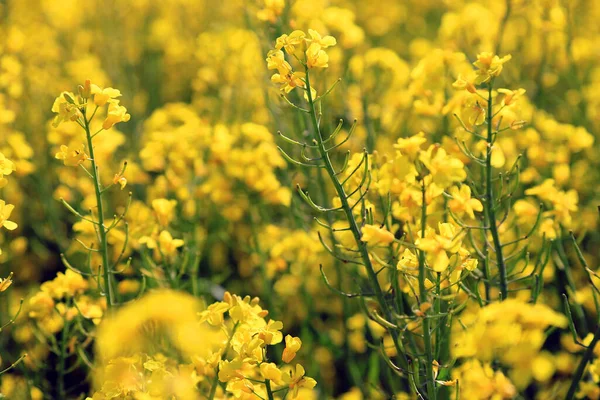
left=55, top=144, right=88, bottom=167
left=91, top=84, right=122, bottom=106
left=51, top=92, right=83, bottom=127
left=473, top=52, right=512, bottom=84
left=102, top=100, right=131, bottom=130
left=0, top=200, right=18, bottom=231
left=0, top=152, right=16, bottom=188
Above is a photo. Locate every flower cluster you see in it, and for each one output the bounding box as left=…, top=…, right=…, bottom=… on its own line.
left=87, top=290, right=316, bottom=399
left=267, top=29, right=336, bottom=95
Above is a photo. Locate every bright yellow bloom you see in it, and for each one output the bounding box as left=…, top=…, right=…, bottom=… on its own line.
left=306, top=42, right=329, bottom=69
left=393, top=132, right=427, bottom=159
left=260, top=362, right=284, bottom=385
left=473, top=52, right=512, bottom=84
left=419, top=145, right=467, bottom=189
left=266, top=49, right=292, bottom=72
left=271, top=71, right=306, bottom=93
left=0, top=152, right=16, bottom=188
left=307, top=29, right=336, bottom=49
left=448, top=185, right=483, bottom=219
left=452, top=74, right=476, bottom=93
left=51, top=92, right=83, bottom=127
left=416, top=223, right=463, bottom=272
left=90, top=84, right=122, bottom=106
left=152, top=198, right=177, bottom=227
left=258, top=319, right=284, bottom=345
left=397, top=248, right=419, bottom=272
left=282, top=335, right=302, bottom=363
left=0, top=200, right=18, bottom=231
left=283, top=364, right=317, bottom=399
left=199, top=301, right=230, bottom=326
left=257, top=0, right=285, bottom=23
left=498, top=88, right=526, bottom=106
left=275, top=30, right=306, bottom=54
left=55, top=144, right=88, bottom=167
left=360, top=224, right=395, bottom=245
left=39, top=269, right=89, bottom=299
left=96, top=290, right=213, bottom=362
left=102, top=100, right=131, bottom=130
left=140, top=230, right=184, bottom=259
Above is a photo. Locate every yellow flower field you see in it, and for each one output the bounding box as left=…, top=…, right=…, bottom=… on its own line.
left=1, top=0, right=600, bottom=399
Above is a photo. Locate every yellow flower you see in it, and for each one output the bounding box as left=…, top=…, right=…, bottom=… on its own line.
left=218, top=358, right=245, bottom=382
left=113, top=173, right=127, bottom=189
left=283, top=364, right=317, bottom=399
left=525, top=179, right=558, bottom=202
left=307, top=29, right=336, bottom=49
left=102, top=100, right=131, bottom=130
left=260, top=362, right=284, bottom=385
left=90, top=84, right=122, bottom=106
left=258, top=319, right=284, bottom=345
left=0, top=200, right=18, bottom=231
left=275, top=30, right=306, bottom=54
left=306, top=42, right=329, bottom=69
left=473, top=52, right=512, bottom=84
left=282, top=335, right=302, bottom=363
left=257, top=0, right=285, bottom=23
left=140, top=230, right=184, bottom=259
left=152, top=198, right=177, bottom=227
left=452, top=74, right=477, bottom=93
left=393, top=132, right=427, bottom=159
left=360, top=224, right=395, bottom=245
left=498, top=88, right=526, bottom=106
left=199, top=301, right=230, bottom=326
left=0, top=272, right=13, bottom=292
left=448, top=185, right=483, bottom=219
left=55, top=144, right=88, bottom=167
left=51, top=92, right=83, bottom=127
left=419, top=145, right=467, bottom=189
left=416, top=223, right=463, bottom=272
left=39, top=269, right=89, bottom=299
left=271, top=71, right=306, bottom=93
left=397, top=248, right=419, bottom=272
left=266, top=49, right=292, bottom=72
left=95, top=290, right=214, bottom=362
left=0, top=152, right=16, bottom=188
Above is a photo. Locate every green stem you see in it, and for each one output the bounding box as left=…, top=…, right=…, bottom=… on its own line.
left=83, top=108, right=115, bottom=309
left=208, top=322, right=239, bottom=400
left=304, top=69, right=410, bottom=381
left=418, top=181, right=437, bottom=400
left=265, top=379, right=275, bottom=400
left=485, top=83, right=508, bottom=300
left=249, top=209, right=274, bottom=316
left=566, top=324, right=600, bottom=400
left=57, top=313, right=70, bottom=398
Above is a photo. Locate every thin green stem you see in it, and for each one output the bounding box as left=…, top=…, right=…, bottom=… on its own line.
left=57, top=312, right=70, bottom=398
left=83, top=106, right=115, bottom=309
left=303, top=68, right=410, bottom=382
left=566, top=324, right=600, bottom=400
left=265, top=380, right=275, bottom=400
left=485, top=83, right=508, bottom=300
left=418, top=181, right=437, bottom=400
left=208, top=322, right=240, bottom=400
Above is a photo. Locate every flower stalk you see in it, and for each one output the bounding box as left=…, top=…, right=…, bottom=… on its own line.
left=418, top=180, right=437, bottom=400
left=303, top=68, right=410, bottom=378
left=484, top=82, right=508, bottom=300
left=82, top=106, right=116, bottom=309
